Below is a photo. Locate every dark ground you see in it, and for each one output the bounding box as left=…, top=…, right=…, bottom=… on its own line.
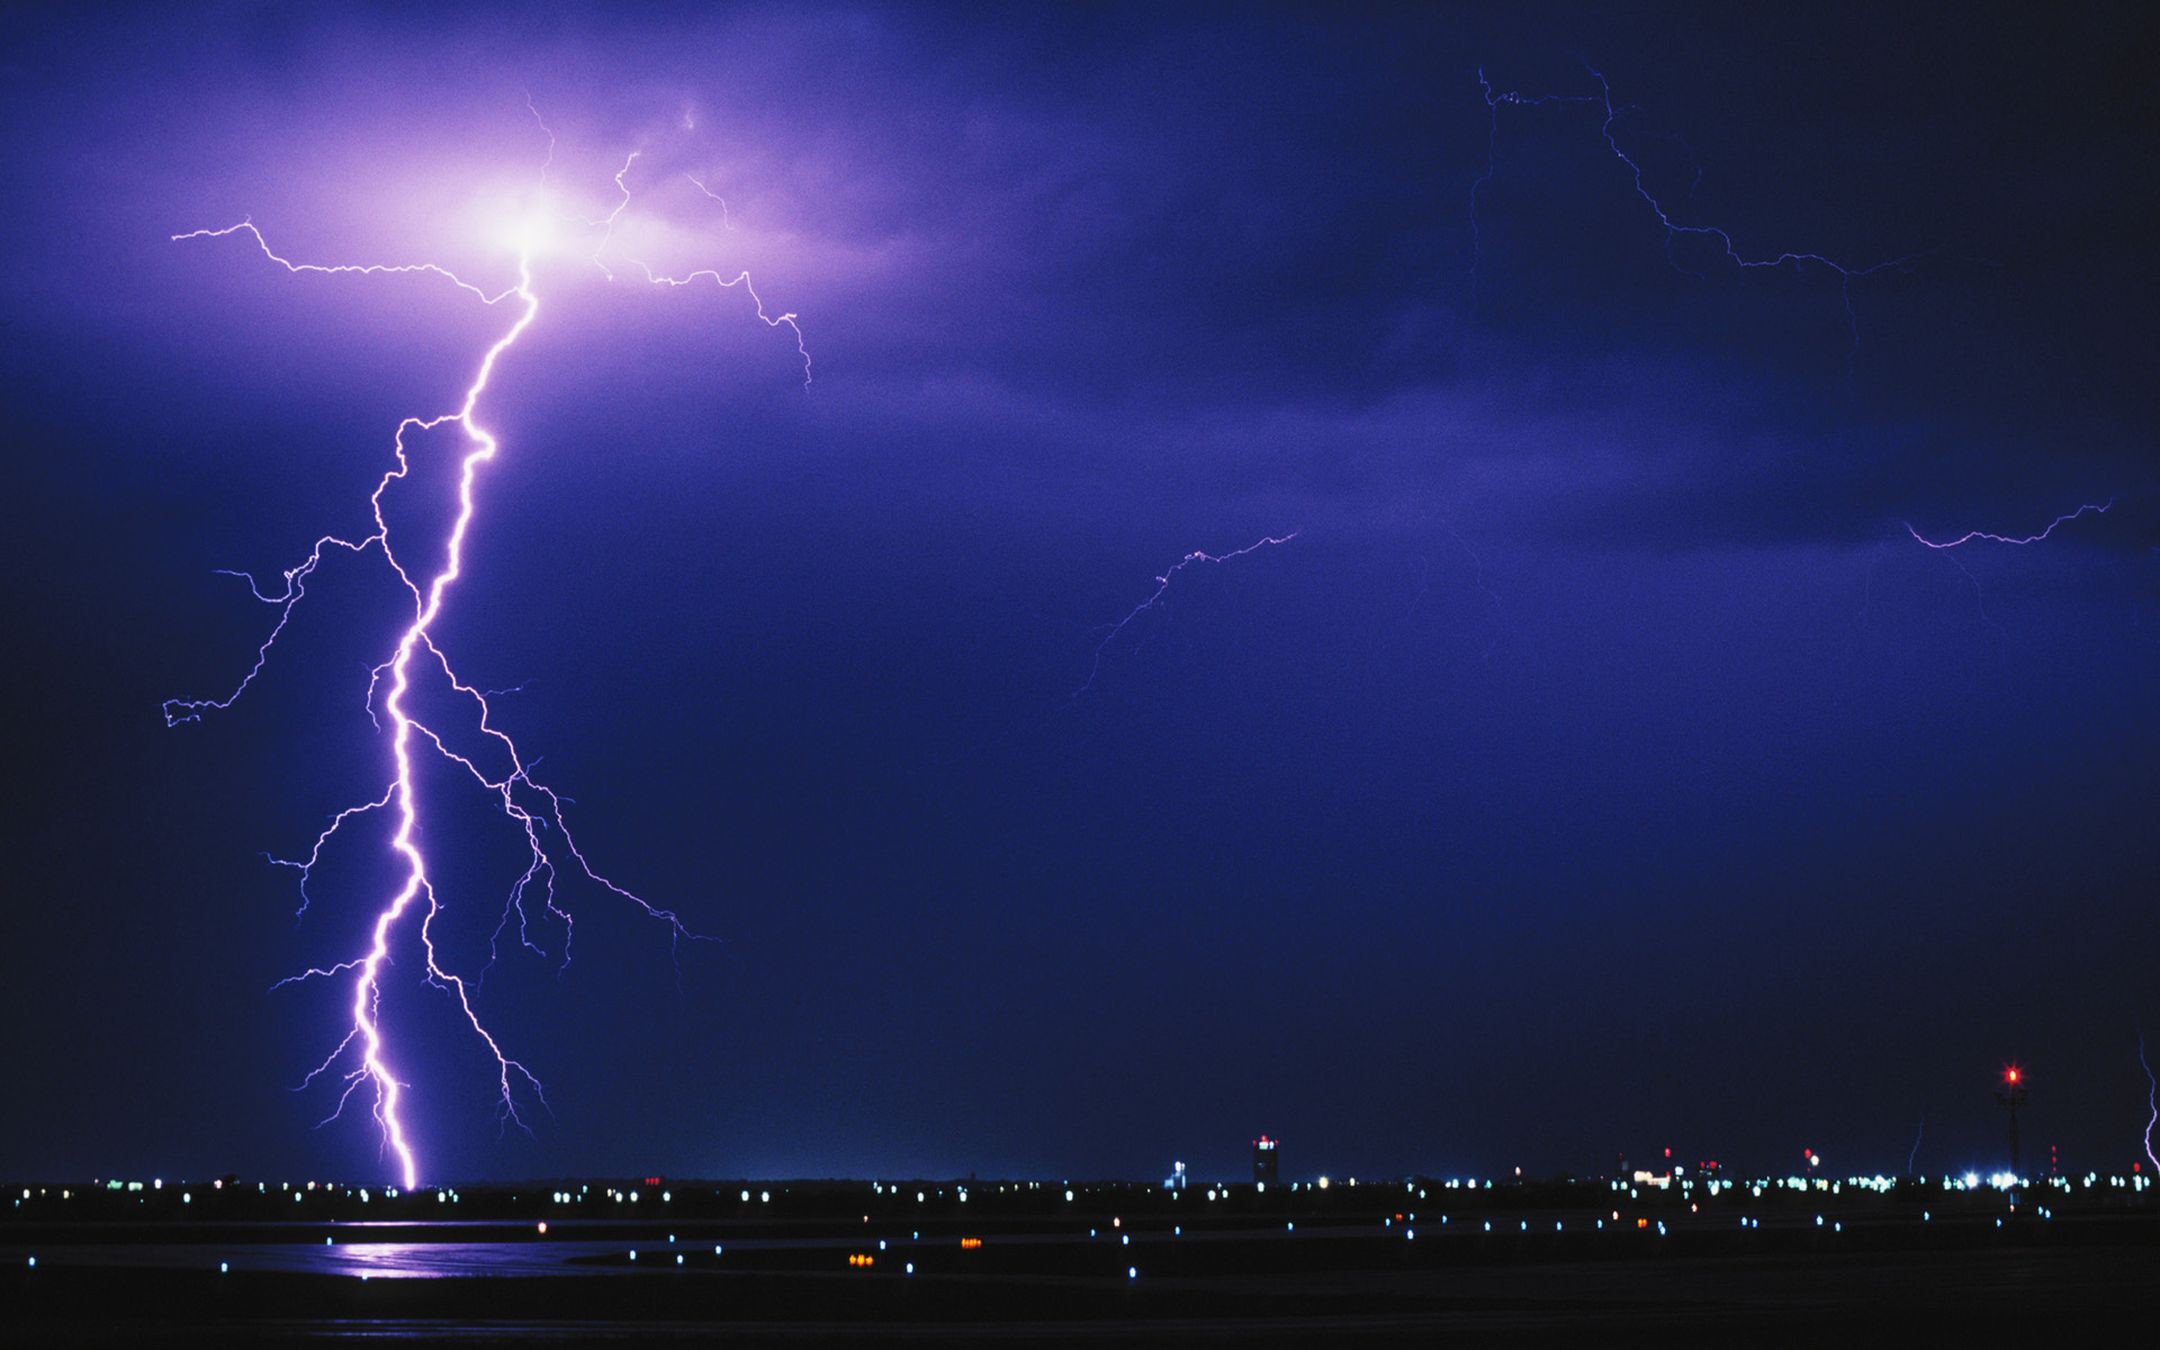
left=6, top=1175, right=2156, bottom=1343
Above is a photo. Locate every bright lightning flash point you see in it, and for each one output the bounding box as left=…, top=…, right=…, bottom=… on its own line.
left=165, top=124, right=805, bottom=1188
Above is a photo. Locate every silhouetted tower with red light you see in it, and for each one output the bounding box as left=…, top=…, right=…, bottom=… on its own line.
left=1994, top=1065, right=2029, bottom=1175
left=1252, top=1136, right=1279, bottom=1185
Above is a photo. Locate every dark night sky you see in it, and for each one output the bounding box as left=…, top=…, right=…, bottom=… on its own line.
left=2, top=2, right=2154, bottom=1186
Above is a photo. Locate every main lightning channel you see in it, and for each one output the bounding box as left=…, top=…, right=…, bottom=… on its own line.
left=357, top=247, right=542, bottom=1189
left=167, top=131, right=797, bottom=1183
left=170, top=229, right=708, bottom=1186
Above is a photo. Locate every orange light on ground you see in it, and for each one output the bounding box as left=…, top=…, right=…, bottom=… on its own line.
left=536, top=1222, right=547, bottom=1235
left=959, top=1238, right=983, bottom=1250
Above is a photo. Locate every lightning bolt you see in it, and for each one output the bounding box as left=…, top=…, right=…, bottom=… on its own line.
left=2140, top=1030, right=2159, bottom=1176
left=1470, top=67, right=1597, bottom=292
left=1477, top=65, right=2118, bottom=599
left=164, top=116, right=804, bottom=1186
left=1473, top=62, right=1923, bottom=360
left=1902, top=497, right=2116, bottom=549
left=580, top=150, right=810, bottom=386
left=1900, top=496, right=2117, bottom=629
left=1076, top=533, right=1299, bottom=696
left=687, top=175, right=738, bottom=231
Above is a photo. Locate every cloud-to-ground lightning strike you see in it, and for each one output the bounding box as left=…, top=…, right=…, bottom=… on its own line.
left=164, top=125, right=805, bottom=1187
left=2140, top=1031, right=2159, bottom=1175
left=1474, top=63, right=1922, bottom=358
left=1076, top=533, right=1298, bottom=696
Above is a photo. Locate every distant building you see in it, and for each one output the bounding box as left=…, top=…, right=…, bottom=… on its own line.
left=1252, top=1135, right=1278, bottom=1185
left=1164, top=1160, right=1187, bottom=1191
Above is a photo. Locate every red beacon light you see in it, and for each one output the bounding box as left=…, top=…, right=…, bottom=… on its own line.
left=2002, top=1067, right=2021, bottom=1085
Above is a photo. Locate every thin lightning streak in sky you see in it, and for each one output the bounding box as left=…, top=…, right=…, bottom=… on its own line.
left=167, top=222, right=520, bottom=305
left=1076, top=533, right=1299, bottom=696
left=165, top=120, right=802, bottom=1185
left=624, top=258, right=812, bottom=388
left=1902, top=497, right=2116, bottom=630
left=2140, top=1031, right=2159, bottom=1175
left=591, top=155, right=811, bottom=386
left=1907, top=1116, right=1924, bottom=1175
left=1903, top=497, right=2116, bottom=549
left=1478, top=63, right=2118, bottom=585
left=265, top=786, right=396, bottom=919
left=525, top=92, right=555, bottom=185
left=687, top=175, right=738, bottom=230
left=1442, top=519, right=1503, bottom=658
left=1470, top=67, right=1596, bottom=291
left=1473, top=63, right=1923, bottom=359
left=588, top=150, right=641, bottom=278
